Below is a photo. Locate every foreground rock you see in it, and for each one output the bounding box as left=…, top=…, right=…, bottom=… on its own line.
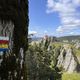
left=57, top=44, right=79, bottom=73
left=74, top=42, right=80, bottom=49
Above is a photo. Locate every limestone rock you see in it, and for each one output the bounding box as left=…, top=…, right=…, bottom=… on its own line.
left=57, top=44, right=79, bottom=73
left=74, top=42, right=80, bottom=49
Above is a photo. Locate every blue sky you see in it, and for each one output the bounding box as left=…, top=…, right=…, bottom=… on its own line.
left=29, top=0, right=80, bottom=37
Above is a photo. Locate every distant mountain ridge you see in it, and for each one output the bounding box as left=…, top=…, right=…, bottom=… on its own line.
left=58, top=35, right=80, bottom=42
left=31, top=37, right=42, bottom=41
left=31, top=35, right=80, bottom=42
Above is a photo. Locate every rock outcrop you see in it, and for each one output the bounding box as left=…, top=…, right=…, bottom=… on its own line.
left=74, top=42, right=80, bottom=49
left=57, top=44, right=79, bottom=73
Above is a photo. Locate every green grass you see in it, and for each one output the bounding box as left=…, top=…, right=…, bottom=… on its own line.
left=52, top=42, right=63, bottom=48
left=62, top=73, right=80, bottom=80
left=74, top=49, right=80, bottom=57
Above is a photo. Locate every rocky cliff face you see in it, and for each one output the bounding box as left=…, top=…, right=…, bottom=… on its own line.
left=30, top=38, right=80, bottom=74
left=75, top=42, right=80, bottom=49
left=57, top=44, right=79, bottom=73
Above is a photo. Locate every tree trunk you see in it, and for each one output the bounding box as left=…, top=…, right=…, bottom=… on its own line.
left=0, top=0, right=29, bottom=80
left=13, top=0, right=29, bottom=80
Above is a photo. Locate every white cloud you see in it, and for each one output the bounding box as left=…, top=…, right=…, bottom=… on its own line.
left=46, top=0, right=80, bottom=33
left=73, top=0, right=80, bottom=6
left=56, top=26, right=63, bottom=33
left=46, top=0, right=55, bottom=13
left=47, top=0, right=54, bottom=8
left=69, top=31, right=80, bottom=35
left=69, top=32, right=74, bottom=35
left=28, top=31, right=37, bottom=35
